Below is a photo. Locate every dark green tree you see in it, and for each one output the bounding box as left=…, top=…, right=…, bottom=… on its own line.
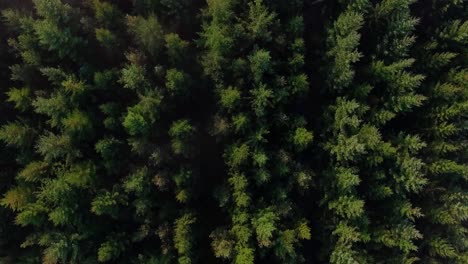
left=410, top=1, right=468, bottom=263
left=0, top=1, right=466, bottom=263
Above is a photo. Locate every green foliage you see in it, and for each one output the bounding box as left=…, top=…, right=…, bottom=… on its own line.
left=395, top=155, right=427, bottom=192
left=95, top=137, right=124, bottom=171
left=62, top=110, right=92, bottom=137
left=33, top=93, right=68, bottom=128
left=94, top=70, right=119, bottom=90
left=252, top=208, right=278, bottom=247
left=41, top=67, right=68, bottom=84
left=98, top=238, right=124, bottom=262
left=200, top=0, right=235, bottom=79
left=169, top=119, right=195, bottom=155
left=274, top=229, right=298, bottom=261
left=228, top=173, right=251, bottom=208
left=123, top=110, right=148, bottom=135
left=249, top=49, right=271, bottom=83
left=91, top=191, right=123, bottom=218
left=226, top=144, right=250, bottom=168
left=220, top=87, right=241, bottom=111
left=0, top=1, right=466, bottom=263
left=62, top=77, right=87, bottom=97
left=334, top=167, right=359, bottom=192
left=326, top=10, right=364, bottom=90
left=34, top=18, right=83, bottom=59
left=232, top=113, right=249, bottom=132
left=296, top=221, right=311, bottom=240
left=252, top=151, right=268, bottom=167
left=292, top=127, right=313, bottom=151
left=289, top=73, right=309, bottom=95
left=36, top=132, right=78, bottom=161
left=38, top=177, right=73, bottom=204
left=96, top=28, right=117, bottom=47
left=124, top=167, right=149, bottom=194
left=329, top=196, right=365, bottom=219
left=63, top=162, right=96, bottom=188
left=121, top=64, right=148, bottom=90
left=165, top=68, right=187, bottom=94
left=15, top=203, right=47, bottom=227
left=123, top=93, right=161, bottom=136
left=17, top=161, right=49, bottom=182
left=127, top=14, right=164, bottom=56
left=6, top=87, right=31, bottom=111
left=165, top=33, right=189, bottom=65
left=1, top=186, right=33, bottom=211
left=234, top=246, right=254, bottom=264
left=210, top=229, right=234, bottom=259
left=247, top=0, right=276, bottom=41
left=48, top=206, right=74, bottom=226
left=174, top=213, right=196, bottom=264
left=33, top=0, right=72, bottom=22
left=93, top=0, right=121, bottom=27
left=428, top=238, right=457, bottom=258
left=375, top=224, right=422, bottom=253
left=250, top=84, right=273, bottom=116
left=0, top=122, right=34, bottom=148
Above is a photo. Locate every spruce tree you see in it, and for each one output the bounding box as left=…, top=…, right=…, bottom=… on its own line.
left=0, top=1, right=466, bottom=263
left=1, top=1, right=102, bottom=263
left=201, top=0, right=311, bottom=263
left=319, top=1, right=427, bottom=263
left=411, top=1, right=468, bottom=263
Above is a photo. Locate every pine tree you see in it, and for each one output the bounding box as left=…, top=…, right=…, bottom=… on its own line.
left=410, top=1, right=468, bottom=263
left=202, top=0, right=312, bottom=262
left=118, top=1, right=201, bottom=262
left=319, top=1, right=371, bottom=262
left=359, top=1, right=427, bottom=263
left=0, top=1, right=466, bottom=263
left=319, top=1, right=428, bottom=263
left=0, top=1, right=103, bottom=262
left=0, top=5, right=29, bottom=260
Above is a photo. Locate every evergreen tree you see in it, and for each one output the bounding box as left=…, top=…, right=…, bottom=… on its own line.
left=319, top=1, right=371, bottom=262
left=0, top=1, right=466, bottom=263
left=411, top=1, right=468, bottom=263
left=201, top=0, right=312, bottom=262
left=319, top=1, right=427, bottom=263
left=1, top=1, right=102, bottom=262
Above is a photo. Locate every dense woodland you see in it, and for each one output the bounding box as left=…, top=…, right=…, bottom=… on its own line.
left=0, top=0, right=466, bottom=263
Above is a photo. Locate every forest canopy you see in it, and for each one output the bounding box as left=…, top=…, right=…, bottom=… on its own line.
left=0, top=0, right=466, bottom=263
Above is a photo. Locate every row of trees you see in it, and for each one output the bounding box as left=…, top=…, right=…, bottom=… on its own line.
left=0, top=0, right=466, bottom=263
